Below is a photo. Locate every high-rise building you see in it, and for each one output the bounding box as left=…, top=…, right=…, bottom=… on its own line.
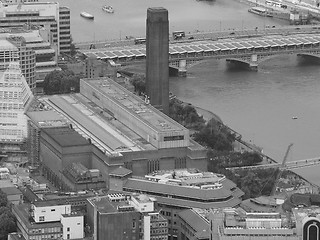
left=0, top=1, right=71, bottom=55
left=0, top=26, right=61, bottom=93
left=146, top=7, right=169, bottom=114
left=59, top=6, right=71, bottom=54
left=0, top=62, right=33, bottom=144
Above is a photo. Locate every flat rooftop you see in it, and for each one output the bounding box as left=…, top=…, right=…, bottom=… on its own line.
left=13, top=204, right=62, bottom=229
left=26, top=110, right=69, bottom=128
left=88, top=196, right=136, bottom=214
left=0, top=39, right=17, bottom=50
left=42, top=94, right=154, bottom=155
left=85, top=78, right=186, bottom=133
left=41, top=127, right=91, bottom=147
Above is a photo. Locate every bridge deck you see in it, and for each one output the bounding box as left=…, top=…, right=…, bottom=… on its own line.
left=80, top=34, right=320, bottom=62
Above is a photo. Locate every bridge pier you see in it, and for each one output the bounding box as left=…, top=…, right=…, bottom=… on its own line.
left=169, top=59, right=187, bottom=77
left=226, top=54, right=259, bottom=71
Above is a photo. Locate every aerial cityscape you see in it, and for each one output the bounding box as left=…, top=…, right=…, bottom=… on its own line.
left=0, top=0, right=320, bottom=239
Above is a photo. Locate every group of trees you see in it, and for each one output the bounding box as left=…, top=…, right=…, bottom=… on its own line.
left=0, top=190, right=16, bottom=240
left=169, top=99, right=206, bottom=130
left=130, top=74, right=146, bottom=95
left=43, top=70, right=81, bottom=95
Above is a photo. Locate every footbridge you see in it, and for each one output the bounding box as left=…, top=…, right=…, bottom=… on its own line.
left=226, top=157, right=320, bottom=171
left=80, top=33, right=320, bottom=72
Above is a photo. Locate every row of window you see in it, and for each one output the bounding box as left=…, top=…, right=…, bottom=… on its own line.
left=0, top=104, right=23, bottom=110
left=151, top=229, right=168, bottom=234
left=0, top=129, right=23, bottom=136
left=0, top=112, right=18, bottom=118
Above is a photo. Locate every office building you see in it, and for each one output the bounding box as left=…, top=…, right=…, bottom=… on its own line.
left=0, top=37, right=19, bottom=70
left=13, top=201, right=84, bottom=240
left=146, top=7, right=169, bottom=114
left=0, top=1, right=71, bottom=54
left=29, top=77, right=207, bottom=188
left=1, top=26, right=60, bottom=92
left=178, top=205, right=320, bottom=240
left=110, top=168, right=244, bottom=240
left=0, top=62, right=33, bottom=144
left=87, top=193, right=168, bottom=240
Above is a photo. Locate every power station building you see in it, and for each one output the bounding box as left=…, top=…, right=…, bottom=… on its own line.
left=28, top=77, right=207, bottom=190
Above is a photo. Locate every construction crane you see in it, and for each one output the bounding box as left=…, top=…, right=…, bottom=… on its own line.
left=270, top=143, right=293, bottom=196
left=226, top=143, right=320, bottom=196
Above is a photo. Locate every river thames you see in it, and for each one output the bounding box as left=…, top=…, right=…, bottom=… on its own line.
left=43, top=0, right=320, bottom=186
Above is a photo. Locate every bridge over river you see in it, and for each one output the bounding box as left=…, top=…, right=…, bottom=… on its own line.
left=79, top=31, right=320, bottom=72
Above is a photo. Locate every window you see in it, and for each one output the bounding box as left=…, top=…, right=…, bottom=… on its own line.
left=67, top=234, right=70, bottom=239
left=67, top=227, right=70, bottom=231
left=51, top=209, right=55, bottom=212
left=39, top=216, right=45, bottom=221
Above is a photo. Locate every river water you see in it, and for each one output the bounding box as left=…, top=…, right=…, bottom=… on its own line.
left=44, top=0, right=320, bottom=186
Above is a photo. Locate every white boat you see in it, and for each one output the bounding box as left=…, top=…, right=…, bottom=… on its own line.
left=80, top=12, right=94, bottom=20
left=102, top=5, right=114, bottom=13
left=248, top=7, right=273, bottom=17
left=292, top=116, right=298, bottom=120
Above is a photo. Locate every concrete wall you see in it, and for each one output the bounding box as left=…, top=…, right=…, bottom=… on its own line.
left=61, top=214, right=84, bottom=240
left=33, top=204, right=71, bottom=223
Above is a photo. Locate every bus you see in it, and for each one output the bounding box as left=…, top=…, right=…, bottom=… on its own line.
left=172, top=31, right=185, bottom=40
left=134, top=37, right=146, bottom=45
left=265, top=0, right=283, bottom=8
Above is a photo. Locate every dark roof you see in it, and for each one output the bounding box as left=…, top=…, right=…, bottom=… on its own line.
left=154, top=194, right=242, bottom=209
left=124, top=178, right=241, bottom=200
left=110, top=166, right=132, bottom=177
left=41, top=127, right=90, bottom=147
left=178, top=209, right=210, bottom=239
left=1, top=186, right=22, bottom=195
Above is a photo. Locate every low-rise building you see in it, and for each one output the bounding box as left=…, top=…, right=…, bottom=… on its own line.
left=177, top=204, right=320, bottom=240
left=87, top=193, right=168, bottom=240
left=0, top=186, right=23, bottom=205
left=13, top=201, right=84, bottom=240
left=110, top=168, right=244, bottom=240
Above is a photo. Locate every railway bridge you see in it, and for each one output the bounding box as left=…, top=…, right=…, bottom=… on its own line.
left=79, top=32, right=320, bottom=74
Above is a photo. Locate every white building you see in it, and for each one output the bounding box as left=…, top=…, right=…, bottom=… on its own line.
left=0, top=62, right=33, bottom=143
left=61, top=213, right=84, bottom=240
left=32, top=202, right=71, bottom=223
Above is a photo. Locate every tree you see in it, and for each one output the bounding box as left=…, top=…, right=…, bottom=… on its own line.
left=0, top=190, right=16, bottom=240
left=43, top=70, right=80, bottom=95
left=130, top=74, right=146, bottom=95
left=0, top=190, right=8, bottom=207
left=70, top=35, right=77, bottom=56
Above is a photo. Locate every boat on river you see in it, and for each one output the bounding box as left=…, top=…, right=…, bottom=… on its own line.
left=248, top=7, right=273, bottom=17
left=102, top=5, right=114, bottom=13
left=80, top=11, right=94, bottom=20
